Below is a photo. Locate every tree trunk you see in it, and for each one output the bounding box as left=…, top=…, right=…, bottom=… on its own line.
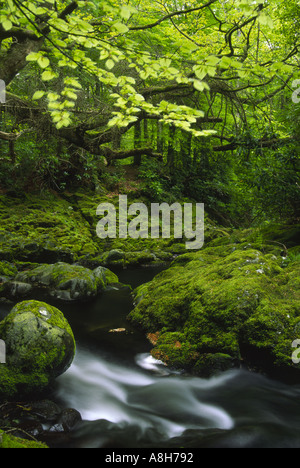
left=0, top=37, right=44, bottom=85
left=134, top=121, right=142, bottom=166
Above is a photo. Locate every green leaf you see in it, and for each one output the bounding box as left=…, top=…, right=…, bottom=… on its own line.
left=194, top=66, right=207, bottom=81
left=219, top=56, right=233, bottom=69
left=26, top=52, right=41, bottom=62
left=120, top=5, right=132, bottom=20
left=41, top=70, right=57, bottom=81
left=63, top=89, right=78, bottom=100
left=2, top=19, right=12, bottom=31
left=205, top=55, right=220, bottom=67
left=132, top=94, right=145, bottom=103
left=237, top=68, right=250, bottom=79
left=106, top=59, right=115, bottom=70
left=258, top=12, right=274, bottom=28
left=32, top=91, right=45, bottom=100
left=37, top=56, right=50, bottom=69
left=193, top=80, right=209, bottom=92
left=113, top=22, right=129, bottom=34
left=64, top=78, right=82, bottom=89
left=47, top=92, right=60, bottom=102
left=56, top=118, right=71, bottom=129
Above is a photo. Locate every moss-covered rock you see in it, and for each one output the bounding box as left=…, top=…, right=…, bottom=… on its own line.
left=1, top=281, right=33, bottom=300
left=129, top=244, right=300, bottom=377
left=0, top=300, right=75, bottom=398
left=0, top=261, right=18, bottom=279
left=208, top=223, right=300, bottom=254
left=93, top=266, right=119, bottom=286
left=0, top=192, right=98, bottom=263
left=79, top=249, right=174, bottom=269
left=15, top=262, right=114, bottom=302
left=0, top=191, right=232, bottom=270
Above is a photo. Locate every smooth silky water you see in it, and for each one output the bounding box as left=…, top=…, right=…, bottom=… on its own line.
left=2, top=267, right=300, bottom=448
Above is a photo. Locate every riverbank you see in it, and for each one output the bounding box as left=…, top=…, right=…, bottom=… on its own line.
left=0, top=189, right=299, bottom=447
left=0, top=189, right=217, bottom=267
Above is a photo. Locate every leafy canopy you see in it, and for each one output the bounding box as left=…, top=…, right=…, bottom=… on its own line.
left=0, top=0, right=299, bottom=158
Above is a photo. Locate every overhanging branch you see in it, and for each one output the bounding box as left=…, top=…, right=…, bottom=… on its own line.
left=213, top=137, right=295, bottom=152
left=0, top=1, right=79, bottom=85
left=101, top=147, right=163, bottom=163
left=129, top=0, right=218, bottom=31
left=0, top=129, right=34, bottom=141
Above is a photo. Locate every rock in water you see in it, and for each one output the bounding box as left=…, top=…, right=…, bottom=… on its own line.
left=15, top=262, right=119, bottom=302
left=0, top=300, right=76, bottom=398
left=129, top=245, right=300, bottom=377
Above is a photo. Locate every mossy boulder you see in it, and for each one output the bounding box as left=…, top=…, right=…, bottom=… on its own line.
left=0, top=192, right=98, bottom=263
left=0, top=300, right=75, bottom=398
left=93, top=266, right=119, bottom=286
left=208, top=223, right=300, bottom=254
left=15, top=262, right=118, bottom=302
left=79, top=249, right=174, bottom=270
left=1, top=281, right=33, bottom=300
left=129, top=245, right=300, bottom=377
left=0, top=261, right=18, bottom=279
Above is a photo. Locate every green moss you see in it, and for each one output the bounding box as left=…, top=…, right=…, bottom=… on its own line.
left=151, top=332, right=200, bottom=370
left=129, top=244, right=300, bottom=376
left=6, top=300, right=75, bottom=338
left=16, top=263, right=103, bottom=301
left=0, top=192, right=98, bottom=262
left=93, top=266, right=119, bottom=286
left=0, top=300, right=75, bottom=398
left=0, top=261, right=18, bottom=278
left=194, top=353, right=236, bottom=377
left=0, top=430, right=48, bottom=448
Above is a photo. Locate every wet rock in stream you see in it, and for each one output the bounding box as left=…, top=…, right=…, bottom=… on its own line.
left=0, top=399, right=82, bottom=447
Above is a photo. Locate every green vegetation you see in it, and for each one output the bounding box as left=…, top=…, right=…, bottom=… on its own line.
left=0, top=300, right=75, bottom=399
left=129, top=229, right=300, bottom=376
left=0, top=0, right=299, bottom=224
left=0, top=430, right=48, bottom=448
left=0, top=0, right=300, bottom=447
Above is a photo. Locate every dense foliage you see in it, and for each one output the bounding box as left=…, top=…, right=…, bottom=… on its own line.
left=0, top=0, right=299, bottom=223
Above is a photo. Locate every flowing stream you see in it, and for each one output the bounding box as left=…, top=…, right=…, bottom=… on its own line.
left=3, top=267, right=300, bottom=448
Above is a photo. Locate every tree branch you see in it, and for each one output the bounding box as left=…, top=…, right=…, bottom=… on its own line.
left=101, top=146, right=163, bottom=163
left=0, top=1, right=79, bottom=85
left=213, top=137, right=295, bottom=152
left=0, top=131, right=22, bottom=141
left=59, top=1, right=79, bottom=21
left=0, top=26, right=40, bottom=41
left=0, top=129, right=34, bottom=141
left=129, top=0, right=218, bottom=31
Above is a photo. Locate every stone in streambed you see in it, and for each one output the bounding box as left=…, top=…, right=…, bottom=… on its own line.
left=1, top=281, right=33, bottom=299
left=129, top=245, right=300, bottom=377
left=0, top=300, right=75, bottom=398
left=15, top=262, right=118, bottom=302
